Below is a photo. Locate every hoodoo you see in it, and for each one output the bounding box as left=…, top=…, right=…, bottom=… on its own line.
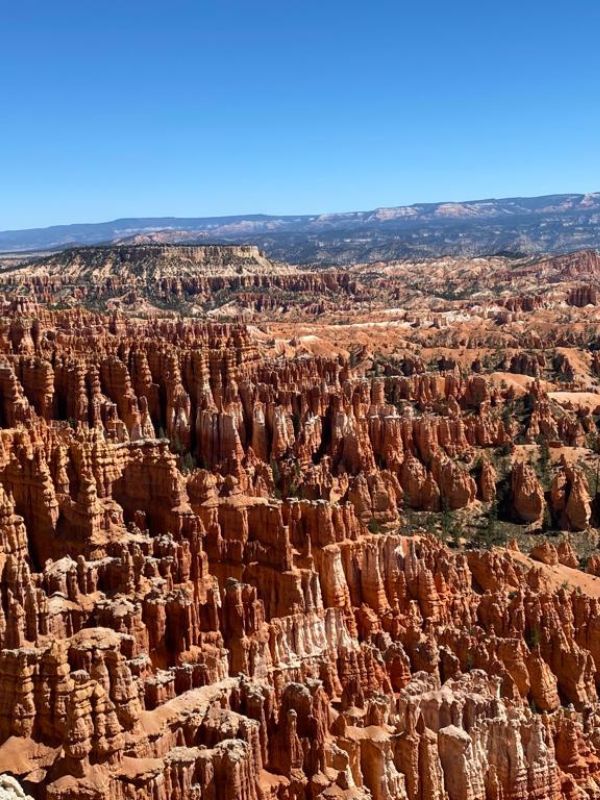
left=0, top=244, right=599, bottom=798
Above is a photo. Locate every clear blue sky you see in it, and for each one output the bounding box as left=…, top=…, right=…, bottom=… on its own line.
left=2, top=0, right=599, bottom=229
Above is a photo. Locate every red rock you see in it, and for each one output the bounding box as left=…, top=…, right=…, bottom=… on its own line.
left=0, top=296, right=596, bottom=800
left=511, top=460, right=545, bottom=524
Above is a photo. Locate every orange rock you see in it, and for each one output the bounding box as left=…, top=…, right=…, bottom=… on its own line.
left=511, top=460, right=545, bottom=524
left=0, top=298, right=597, bottom=799
left=530, top=540, right=560, bottom=566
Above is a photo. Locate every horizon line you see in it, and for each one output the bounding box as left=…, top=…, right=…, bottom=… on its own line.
left=1, top=188, right=598, bottom=235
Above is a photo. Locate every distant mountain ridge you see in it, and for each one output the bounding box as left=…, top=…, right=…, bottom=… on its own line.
left=2, top=192, right=600, bottom=264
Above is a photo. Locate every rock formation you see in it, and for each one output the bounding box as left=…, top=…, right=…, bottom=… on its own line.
left=0, top=246, right=598, bottom=798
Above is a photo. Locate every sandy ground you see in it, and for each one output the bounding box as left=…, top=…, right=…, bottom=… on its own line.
left=548, top=391, right=600, bottom=412
left=489, top=372, right=555, bottom=395
left=512, top=549, right=600, bottom=597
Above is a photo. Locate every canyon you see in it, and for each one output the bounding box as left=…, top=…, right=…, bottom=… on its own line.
left=1, top=244, right=600, bottom=798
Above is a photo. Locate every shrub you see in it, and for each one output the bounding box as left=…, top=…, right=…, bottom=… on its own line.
left=367, top=518, right=382, bottom=534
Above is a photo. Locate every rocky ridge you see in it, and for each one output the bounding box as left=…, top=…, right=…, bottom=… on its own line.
left=2, top=191, right=600, bottom=263
left=4, top=245, right=600, bottom=325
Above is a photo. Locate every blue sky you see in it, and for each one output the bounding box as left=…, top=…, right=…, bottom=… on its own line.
left=1, top=0, right=599, bottom=229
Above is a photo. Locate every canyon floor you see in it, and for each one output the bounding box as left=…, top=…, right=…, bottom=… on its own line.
left=2, top=245, right=600, bottom=798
